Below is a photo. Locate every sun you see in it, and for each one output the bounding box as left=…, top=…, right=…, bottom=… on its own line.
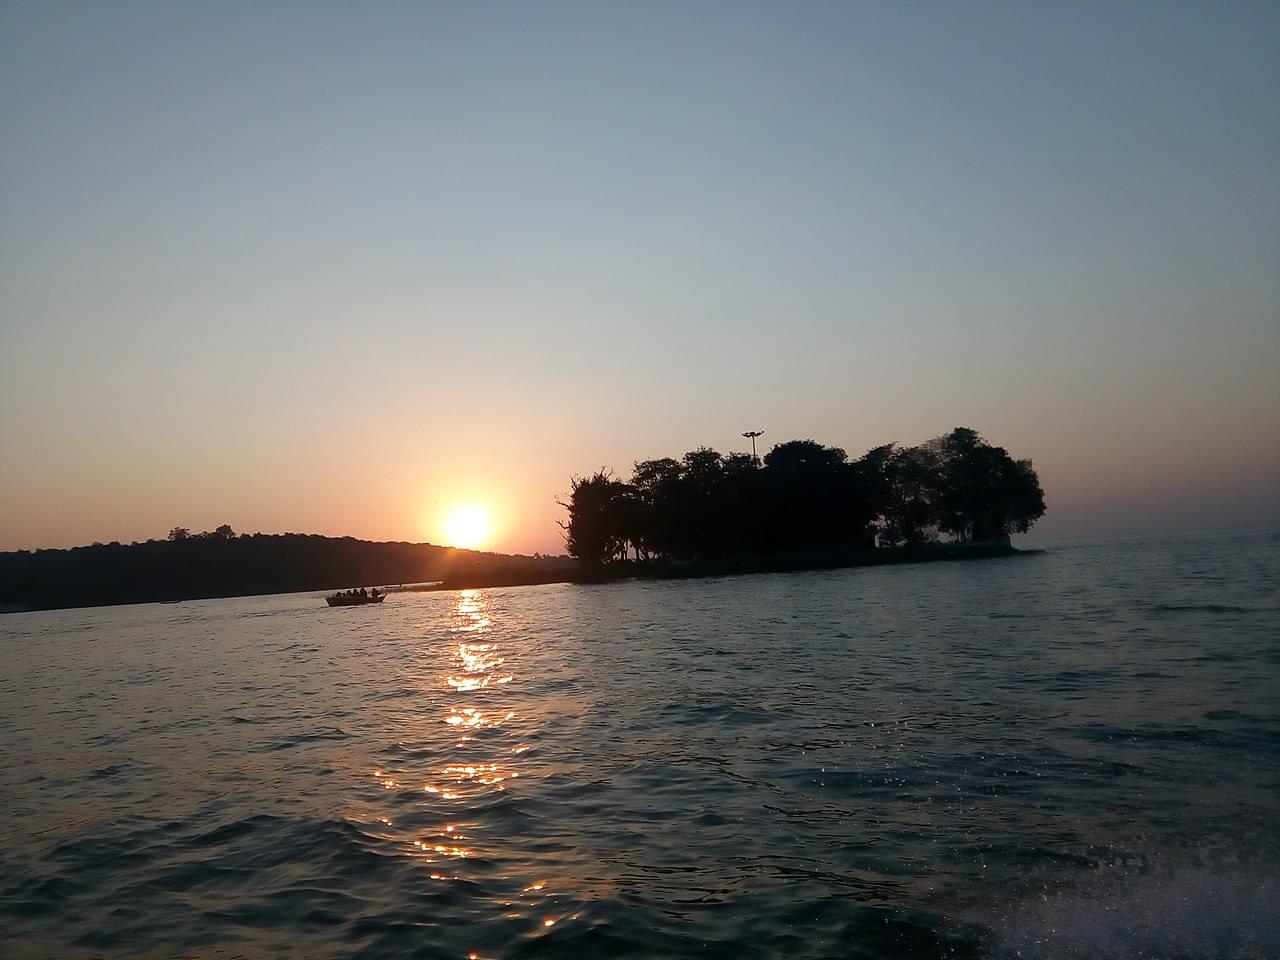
left=443, top=505, right=493, bottom=550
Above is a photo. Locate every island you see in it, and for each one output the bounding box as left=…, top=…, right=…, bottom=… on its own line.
left=558, top=426, right=1045, bottom=578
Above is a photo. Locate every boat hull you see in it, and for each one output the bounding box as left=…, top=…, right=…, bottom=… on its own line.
left=326, top=594, right=385, bottom=607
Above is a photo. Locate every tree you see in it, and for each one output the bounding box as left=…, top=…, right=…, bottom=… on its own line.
left=992, top=457, right=1046, bottom=538
left=168, top=527, right=190, bottom=541
left=927, top=427, right=1046, bottom=542
left=851, top=443, right=897, bottom=529
left=762, top=439, right=847, bottom=474
left=632, top=457, right=684, bottom=558
left=757, top=440, right=860, bottom=551
left=881, top=445, right=943, bottom=546
left=558, top=471, right=633, bottom=567
left=677, top=448, right=725, bottom=558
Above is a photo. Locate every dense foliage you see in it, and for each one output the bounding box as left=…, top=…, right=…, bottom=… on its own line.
left=559, top=427, right=1045, bottom=566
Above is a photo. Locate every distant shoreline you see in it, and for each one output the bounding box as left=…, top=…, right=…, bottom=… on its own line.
left=2, top=538, right=1030, bottom=614
left=0, top=530, right=575, bottom=614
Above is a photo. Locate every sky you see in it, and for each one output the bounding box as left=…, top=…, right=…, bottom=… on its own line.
left=2, top=1, right=1277, bottom=554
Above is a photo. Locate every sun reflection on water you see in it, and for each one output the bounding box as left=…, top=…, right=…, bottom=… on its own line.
left=354, top=589, right=564, bottom=924
left=412, top=839, right=471, bottom=858
left=419, top=593, right=522, bottom=845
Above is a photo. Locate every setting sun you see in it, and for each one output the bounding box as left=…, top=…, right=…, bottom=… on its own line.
left=443, top=506, right=493, bottom=550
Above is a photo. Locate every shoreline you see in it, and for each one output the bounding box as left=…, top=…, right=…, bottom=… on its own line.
left=436, top=542, right=1032, bottom=590
left=2, top=543, right=1033, bottom=614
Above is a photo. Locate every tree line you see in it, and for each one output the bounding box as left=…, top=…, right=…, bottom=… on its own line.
left=559, top=427, right=1045, bottom=567
left=0, top=530, right=574, bottom=612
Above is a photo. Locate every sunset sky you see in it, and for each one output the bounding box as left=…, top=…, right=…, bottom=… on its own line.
left=2, top=2, right=1277, bottom=555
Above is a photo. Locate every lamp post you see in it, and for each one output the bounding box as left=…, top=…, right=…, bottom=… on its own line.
left=742, top=430, right=764, bottom=465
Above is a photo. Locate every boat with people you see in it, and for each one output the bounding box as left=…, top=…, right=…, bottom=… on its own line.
left=326, top=587, right=385, bottom=607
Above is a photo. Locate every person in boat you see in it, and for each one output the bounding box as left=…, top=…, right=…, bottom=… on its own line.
left=370, top=588, right=380, bottom=599
left=358, top=587, right=367, bottom=597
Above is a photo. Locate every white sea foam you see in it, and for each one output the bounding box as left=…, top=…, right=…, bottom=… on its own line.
left=994, top=866, right=1279, bottom=959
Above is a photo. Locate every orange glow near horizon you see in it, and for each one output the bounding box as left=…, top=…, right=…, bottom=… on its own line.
left=442, top=505, right=494, bottom=550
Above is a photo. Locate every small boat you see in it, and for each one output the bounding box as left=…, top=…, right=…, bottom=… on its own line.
left=326, top=590, right=385, bottom=607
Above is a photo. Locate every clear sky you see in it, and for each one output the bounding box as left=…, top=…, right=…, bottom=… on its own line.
left=2, top=2, right=1277, bottom=554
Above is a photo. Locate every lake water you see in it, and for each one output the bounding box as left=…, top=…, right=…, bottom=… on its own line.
left=1, top=531, right=1278, bottom=959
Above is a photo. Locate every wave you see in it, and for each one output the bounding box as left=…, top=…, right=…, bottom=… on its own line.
left=991, top=867, right=1280, bottom=959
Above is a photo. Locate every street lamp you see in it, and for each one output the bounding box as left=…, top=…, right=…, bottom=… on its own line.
left=742, top=430, right=764, bottom=465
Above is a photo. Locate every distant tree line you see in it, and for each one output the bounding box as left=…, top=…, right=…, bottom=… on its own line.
left=559, top=427, right=1045, bottom=567
left=0, top=529, right=573, bottom=612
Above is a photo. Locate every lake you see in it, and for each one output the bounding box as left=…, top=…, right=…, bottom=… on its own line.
left=1, top=531, right=1277, bottom=959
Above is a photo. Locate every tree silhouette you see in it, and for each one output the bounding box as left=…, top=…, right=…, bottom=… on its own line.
left=557, top=471, right=635, bottom=567
left=559, top=427, right=1044, bottom=563
left=926, top=427, right=1047, bottom=542
left=2, top=529, right=574, bottom=612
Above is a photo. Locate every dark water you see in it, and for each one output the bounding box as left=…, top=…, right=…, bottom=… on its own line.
left=2, top=531, right=1278, bottom=959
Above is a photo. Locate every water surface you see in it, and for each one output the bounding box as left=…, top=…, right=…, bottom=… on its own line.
left=2, top=531, right=1278, bottom=958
